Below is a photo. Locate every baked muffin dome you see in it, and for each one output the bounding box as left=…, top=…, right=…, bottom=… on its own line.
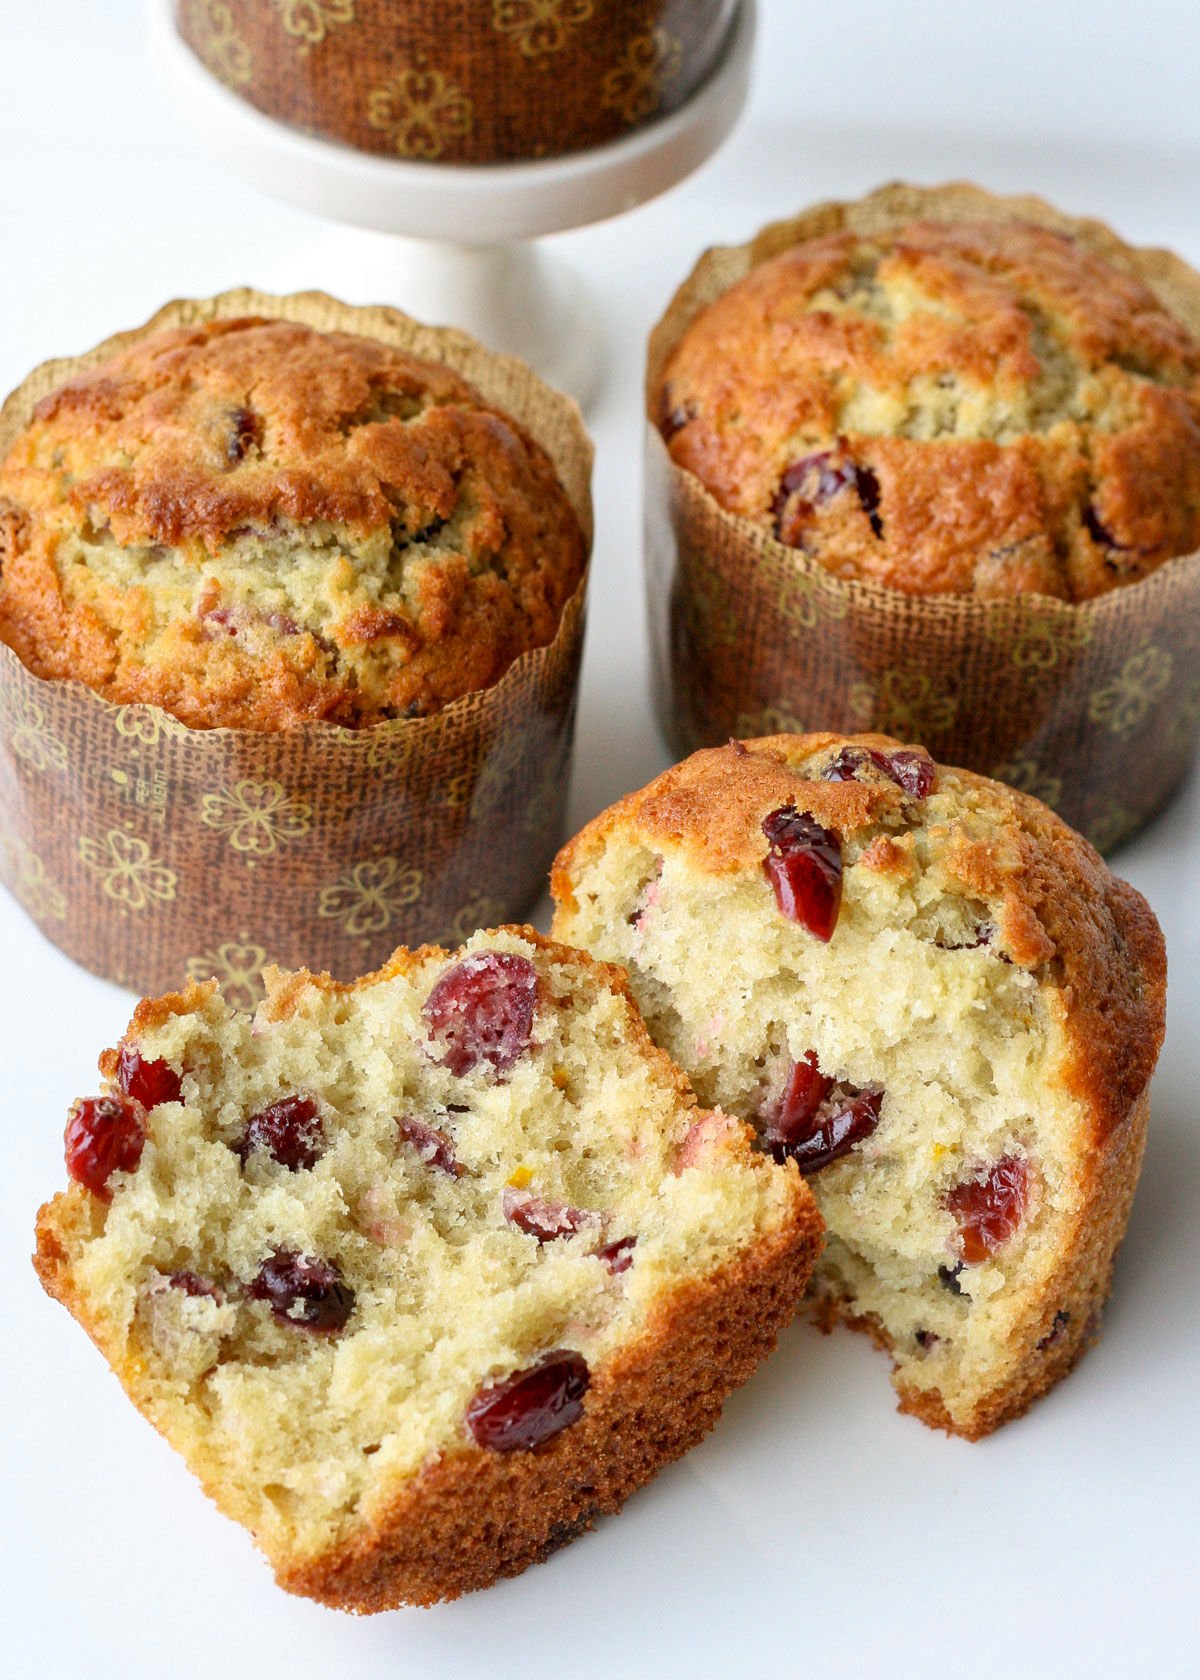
left=552, top=733, right=1167, bottom=1437
left=0, top=317, right=586, bottom=729
left=657, top=218, right=1200, bottom=600
left=34, top=928, right=819, bottom=1609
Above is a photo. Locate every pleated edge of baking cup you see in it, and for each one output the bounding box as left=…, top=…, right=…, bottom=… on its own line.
left=0, top=288, right=593, bottom=994
left=642, top=180, right=1200, bottom=853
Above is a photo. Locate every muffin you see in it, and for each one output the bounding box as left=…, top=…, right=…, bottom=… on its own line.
left=0, top=291, right=592, bottom=995
left=34, top=928, right=821, bottom=1609
left=552, top=733, right=1167, bottom=1438
left=0, top=315, right=586, bottom=730
left=657, top=215, right=1200, bottom=600
left=175, top=0, right=738, bottom=165
left=646, top=183, right=1200, bottom=851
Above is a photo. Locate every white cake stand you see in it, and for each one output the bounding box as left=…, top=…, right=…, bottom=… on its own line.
left=149, top=0, right=757, bottom=407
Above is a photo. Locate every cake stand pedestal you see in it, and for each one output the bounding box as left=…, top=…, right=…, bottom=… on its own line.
left=149, top=0, right=757, bottom=407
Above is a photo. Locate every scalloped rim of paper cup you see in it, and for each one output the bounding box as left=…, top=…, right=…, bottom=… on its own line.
left=0, top=286, right=594, bottom=739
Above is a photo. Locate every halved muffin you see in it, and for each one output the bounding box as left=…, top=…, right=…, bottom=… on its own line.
left=34, top=928, right=820, bottom=1610
left=552, top=734, right=1166, bottom=1437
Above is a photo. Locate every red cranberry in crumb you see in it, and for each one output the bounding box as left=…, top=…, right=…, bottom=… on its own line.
left=761, top=807, right=842, bottom=940
left=915, top=1329, right=940, bottom=1350
left=761, top=1052, right=833, bottom=1144
left=597, top=1235, right=636, bottom=1275
left=885, top=749, right=936, bottom=798
left=167, top=1271, right=222, bottom=1302
left=398, top=1116, right=463, bottom=1176
left=822, top=747, right=873, bottom=784
left=424, top=951, right=539, bottom=1076
left=117, top=1044, right=182, bottom=1109
left=774, top=1084, right=883, bottom=1173
left=466, top=1350, right=590, bottom=1451
left=65, top=1094, right=146, bottom=1199
left=226, top=406, right=263, bottom=464
left=236, top=1094, right=324, bottom=1171
left=823, top=745, right=936, bottom=798
left=946, top=1154, right=1030, bottom=1263
left=248, top=1251, right=354, bottom=1332
left=502, top=1188, right=598, bottom=1242
left=772, top=452, right=883, bottom=545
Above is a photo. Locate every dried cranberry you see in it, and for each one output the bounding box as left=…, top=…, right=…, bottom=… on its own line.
left=1083, top=503, right=1126, bottom=550
left=885, top=749, right=936, bottom=797
left=502, top=1188, right=598, bottom=1242
left=398, top=1116, right=463, bottom=1177
left=765, top=1063, right=884, bottom=1173
left=823, top=746, right=877, bottom=783
left=167, top=1271, right=222, bottom=1302
left=761, top=1052, right=833, bottom=1145
left=937, top=1262, right=967, bottom=1297
left=202, top=605, right=240, bottom=637
left=856, top=464, right=884, bottom=537
left=236, top=1094, right=324, bottom=1171
left=466, top=1350, right=590, bottom=1451
left=226, top=406, right=263, bottom=463
left=946, top=1154, right=1030, bottom=1263
left=424, top=951, right=539, bottom=1076
left=1038, top=1309, right=1071, bottom=1352
left=597, top=1235, right=636, bottom=1275
left=248, top=1251, right=354, bottom=1333
left=915, top=1329, right=940, bottom=1350
left=761, top=807, right=842, bottom=940
left=823, top=745, right=936, bottom=798
left=116, top=1044, right=182, bottom=1109
left=772, top=451, right=883, bottom=545
left=658, top=385, right=695, bottom=442
left=64, top=1094, right=146, bottom=1200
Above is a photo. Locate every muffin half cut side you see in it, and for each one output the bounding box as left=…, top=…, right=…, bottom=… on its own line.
left=552, top=734, right=1166, bottom=1438
left=34, top=929, right=820, bottom=1610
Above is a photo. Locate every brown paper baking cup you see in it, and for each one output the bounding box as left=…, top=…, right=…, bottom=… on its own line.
left=0, top=289, right=592, bottom=999
left=175, top=0, right=738, bottom=164
left=645, top=182, right=1200, bottom=853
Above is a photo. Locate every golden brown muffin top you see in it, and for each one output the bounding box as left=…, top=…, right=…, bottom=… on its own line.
left=656, top=219, right=1200, bottom=600
left=552, top=732, right=1167, bottom=1142
left=0, top=318, right=586, bottom=729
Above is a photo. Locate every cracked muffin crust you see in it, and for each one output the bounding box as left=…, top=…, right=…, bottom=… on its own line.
left=34, top=928, right=820, bottom=1610
left=656, top=216, right=1200, bottom=599
left=552, top=734, right=1167, bottom=1437
left=0, top=317, right=586, bottom=728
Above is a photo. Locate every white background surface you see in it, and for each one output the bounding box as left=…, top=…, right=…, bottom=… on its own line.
left=2, top=4, right=1198, bottom=1676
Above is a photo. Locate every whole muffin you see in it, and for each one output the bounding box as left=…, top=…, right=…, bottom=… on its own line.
left=552, top=733, right=1167, bottom=1437
left=0, top=317, right=586, bottom=729
left=657, top=217, right=1200, bottom=599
